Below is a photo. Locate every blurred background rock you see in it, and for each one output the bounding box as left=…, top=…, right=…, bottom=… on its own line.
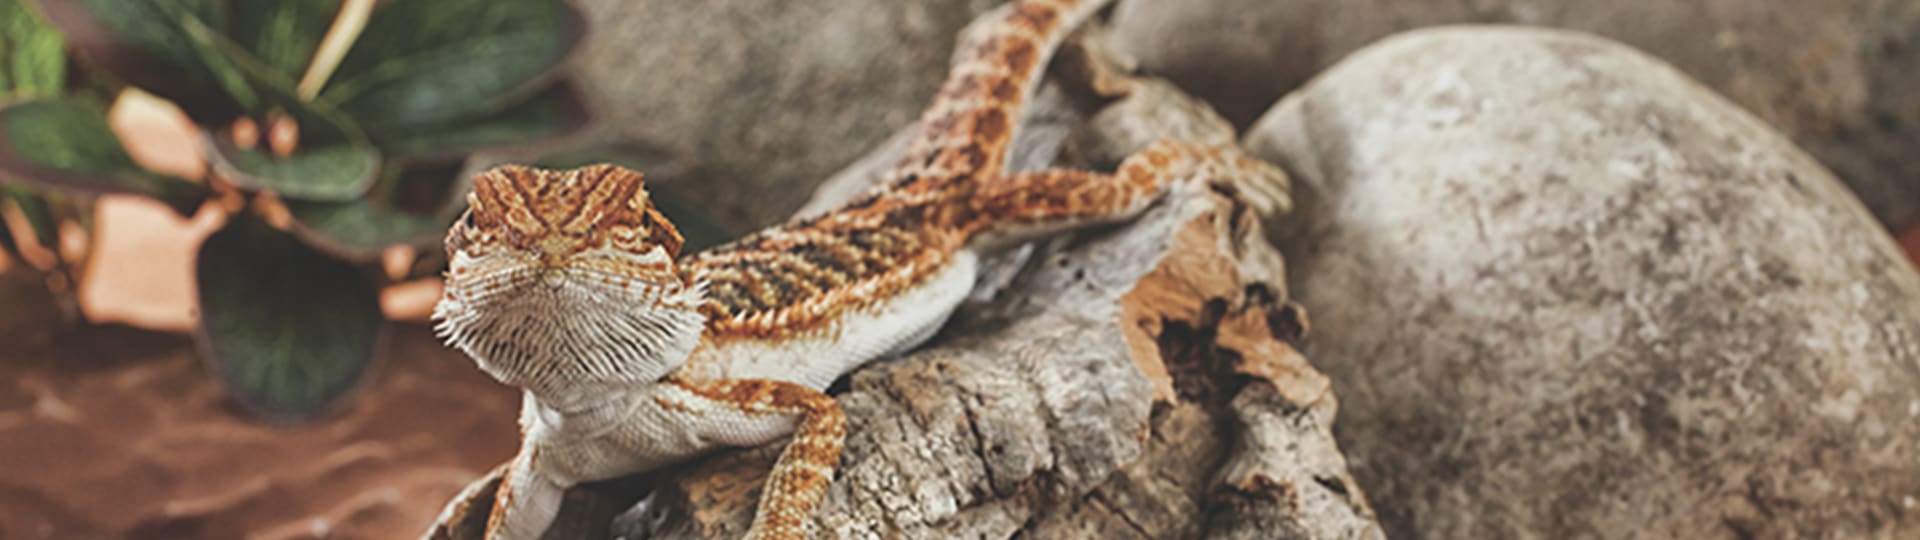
left=577, top=0, right=1920, bottom=234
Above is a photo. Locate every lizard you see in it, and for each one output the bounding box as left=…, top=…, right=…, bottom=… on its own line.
left=429, top=0, right=1291, bottom=538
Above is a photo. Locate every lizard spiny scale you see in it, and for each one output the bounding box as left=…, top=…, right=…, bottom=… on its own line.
left=430, top=0, right=1292, bottom=538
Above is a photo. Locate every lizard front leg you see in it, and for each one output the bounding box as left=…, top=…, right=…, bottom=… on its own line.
left=660, top=376, right=849, bottom=540
left=485, top=446, right=567, bottom=540
left=966, top=140, right=1291, bottom=248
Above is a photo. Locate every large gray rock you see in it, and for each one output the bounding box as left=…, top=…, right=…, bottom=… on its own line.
left=568, top=0, right=997, bottom=229
left=1111, top=0, right=1920, bottom=231
left=1245, top=27, right=1920, bottom=538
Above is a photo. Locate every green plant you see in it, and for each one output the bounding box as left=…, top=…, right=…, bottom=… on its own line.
left=0, top=0, right=589, bottom=420
left=1, top=0, right=92, bottom=320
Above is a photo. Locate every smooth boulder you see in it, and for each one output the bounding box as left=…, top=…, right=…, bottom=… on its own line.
left=1110, top=0, right=1920, bottom=230
left=1245, top=27, right=1920, bottom=538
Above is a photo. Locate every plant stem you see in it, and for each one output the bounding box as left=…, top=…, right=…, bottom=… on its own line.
left=295, top=0, right=376, bottom=100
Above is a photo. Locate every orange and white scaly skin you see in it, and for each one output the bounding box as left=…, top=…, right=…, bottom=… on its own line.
left=430, top=1, right=1290, bottom=538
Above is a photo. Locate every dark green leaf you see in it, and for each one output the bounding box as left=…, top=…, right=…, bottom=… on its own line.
left=0, top=98, right=130, bottom=171
left=138, top=0, right=337, bottom=120
left=204, top=139, right=380, bottom=201
left=285, top=161, right=467, bottom=259
left=204, top=111, right=380, bottom=201
left=229, top=0, right=340, bottom=80
left=3, top=0, right=67, bottom=96
left=319, top=0, right=584, bottom=128
left=193, top=33, right=383, bottom=200
left=285, top=197, right=458, bottom=259
left=195, top=214, right=383, bottom=421
left=148, top=0, right=271, bottom=113
left=0, top=97, right=206, bottom=215
left=40, top=0, right=325, bottom=123
left=61, top=0, right=225, bottom=68
left=34, top=0, right=242, bottom=122
left=374, top=81, right=588, bottom=159
left=154, top=0, right=362, bottom=136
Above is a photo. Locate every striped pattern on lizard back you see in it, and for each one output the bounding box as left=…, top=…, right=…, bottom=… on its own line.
left=681, top=0, right=1095, bottom=343
left=683, top=197, right=965, bottom=342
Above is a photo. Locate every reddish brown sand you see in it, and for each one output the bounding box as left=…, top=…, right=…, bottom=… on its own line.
left=0, top=268, right=519, bottom=539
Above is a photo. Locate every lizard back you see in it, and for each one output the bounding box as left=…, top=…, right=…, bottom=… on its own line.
left=684, top=0, right=1106, bottom=350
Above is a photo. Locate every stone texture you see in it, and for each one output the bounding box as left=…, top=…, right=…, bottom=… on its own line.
left=567, top=0, right=1920, bottom=232
left=567, top=0, right=999, bottom=230
left=1109, top=0, right=1920, bottom=231
left=1244, top=27, right=1920, bottom=538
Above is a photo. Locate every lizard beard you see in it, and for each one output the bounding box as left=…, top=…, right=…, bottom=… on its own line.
left=433, top=266, right=706, bottom=393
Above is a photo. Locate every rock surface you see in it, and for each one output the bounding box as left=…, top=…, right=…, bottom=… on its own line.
left=567, top=0, right=999, bottom=230
left=1108, top=0, right=1920, bottom=231
left=569, top=0, right=1920, bottom=234
left=1245, top=27, right=1920, bottom=538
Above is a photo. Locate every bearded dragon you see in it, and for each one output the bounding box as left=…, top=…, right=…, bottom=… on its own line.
left=430, top=0, right=1290, bottom=538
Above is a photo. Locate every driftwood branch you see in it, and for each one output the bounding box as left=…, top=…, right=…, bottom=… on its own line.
left=429, top=24, right=1381, bottom=540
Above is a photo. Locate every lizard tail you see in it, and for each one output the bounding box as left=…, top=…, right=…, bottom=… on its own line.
left=887, top=0, right=1112, bottom=188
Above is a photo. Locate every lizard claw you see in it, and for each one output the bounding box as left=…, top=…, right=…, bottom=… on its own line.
left=1215, top=149, right=1294, bottom=218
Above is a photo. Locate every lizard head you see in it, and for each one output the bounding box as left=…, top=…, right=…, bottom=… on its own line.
left=432, top=163, right=706, bottom=390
